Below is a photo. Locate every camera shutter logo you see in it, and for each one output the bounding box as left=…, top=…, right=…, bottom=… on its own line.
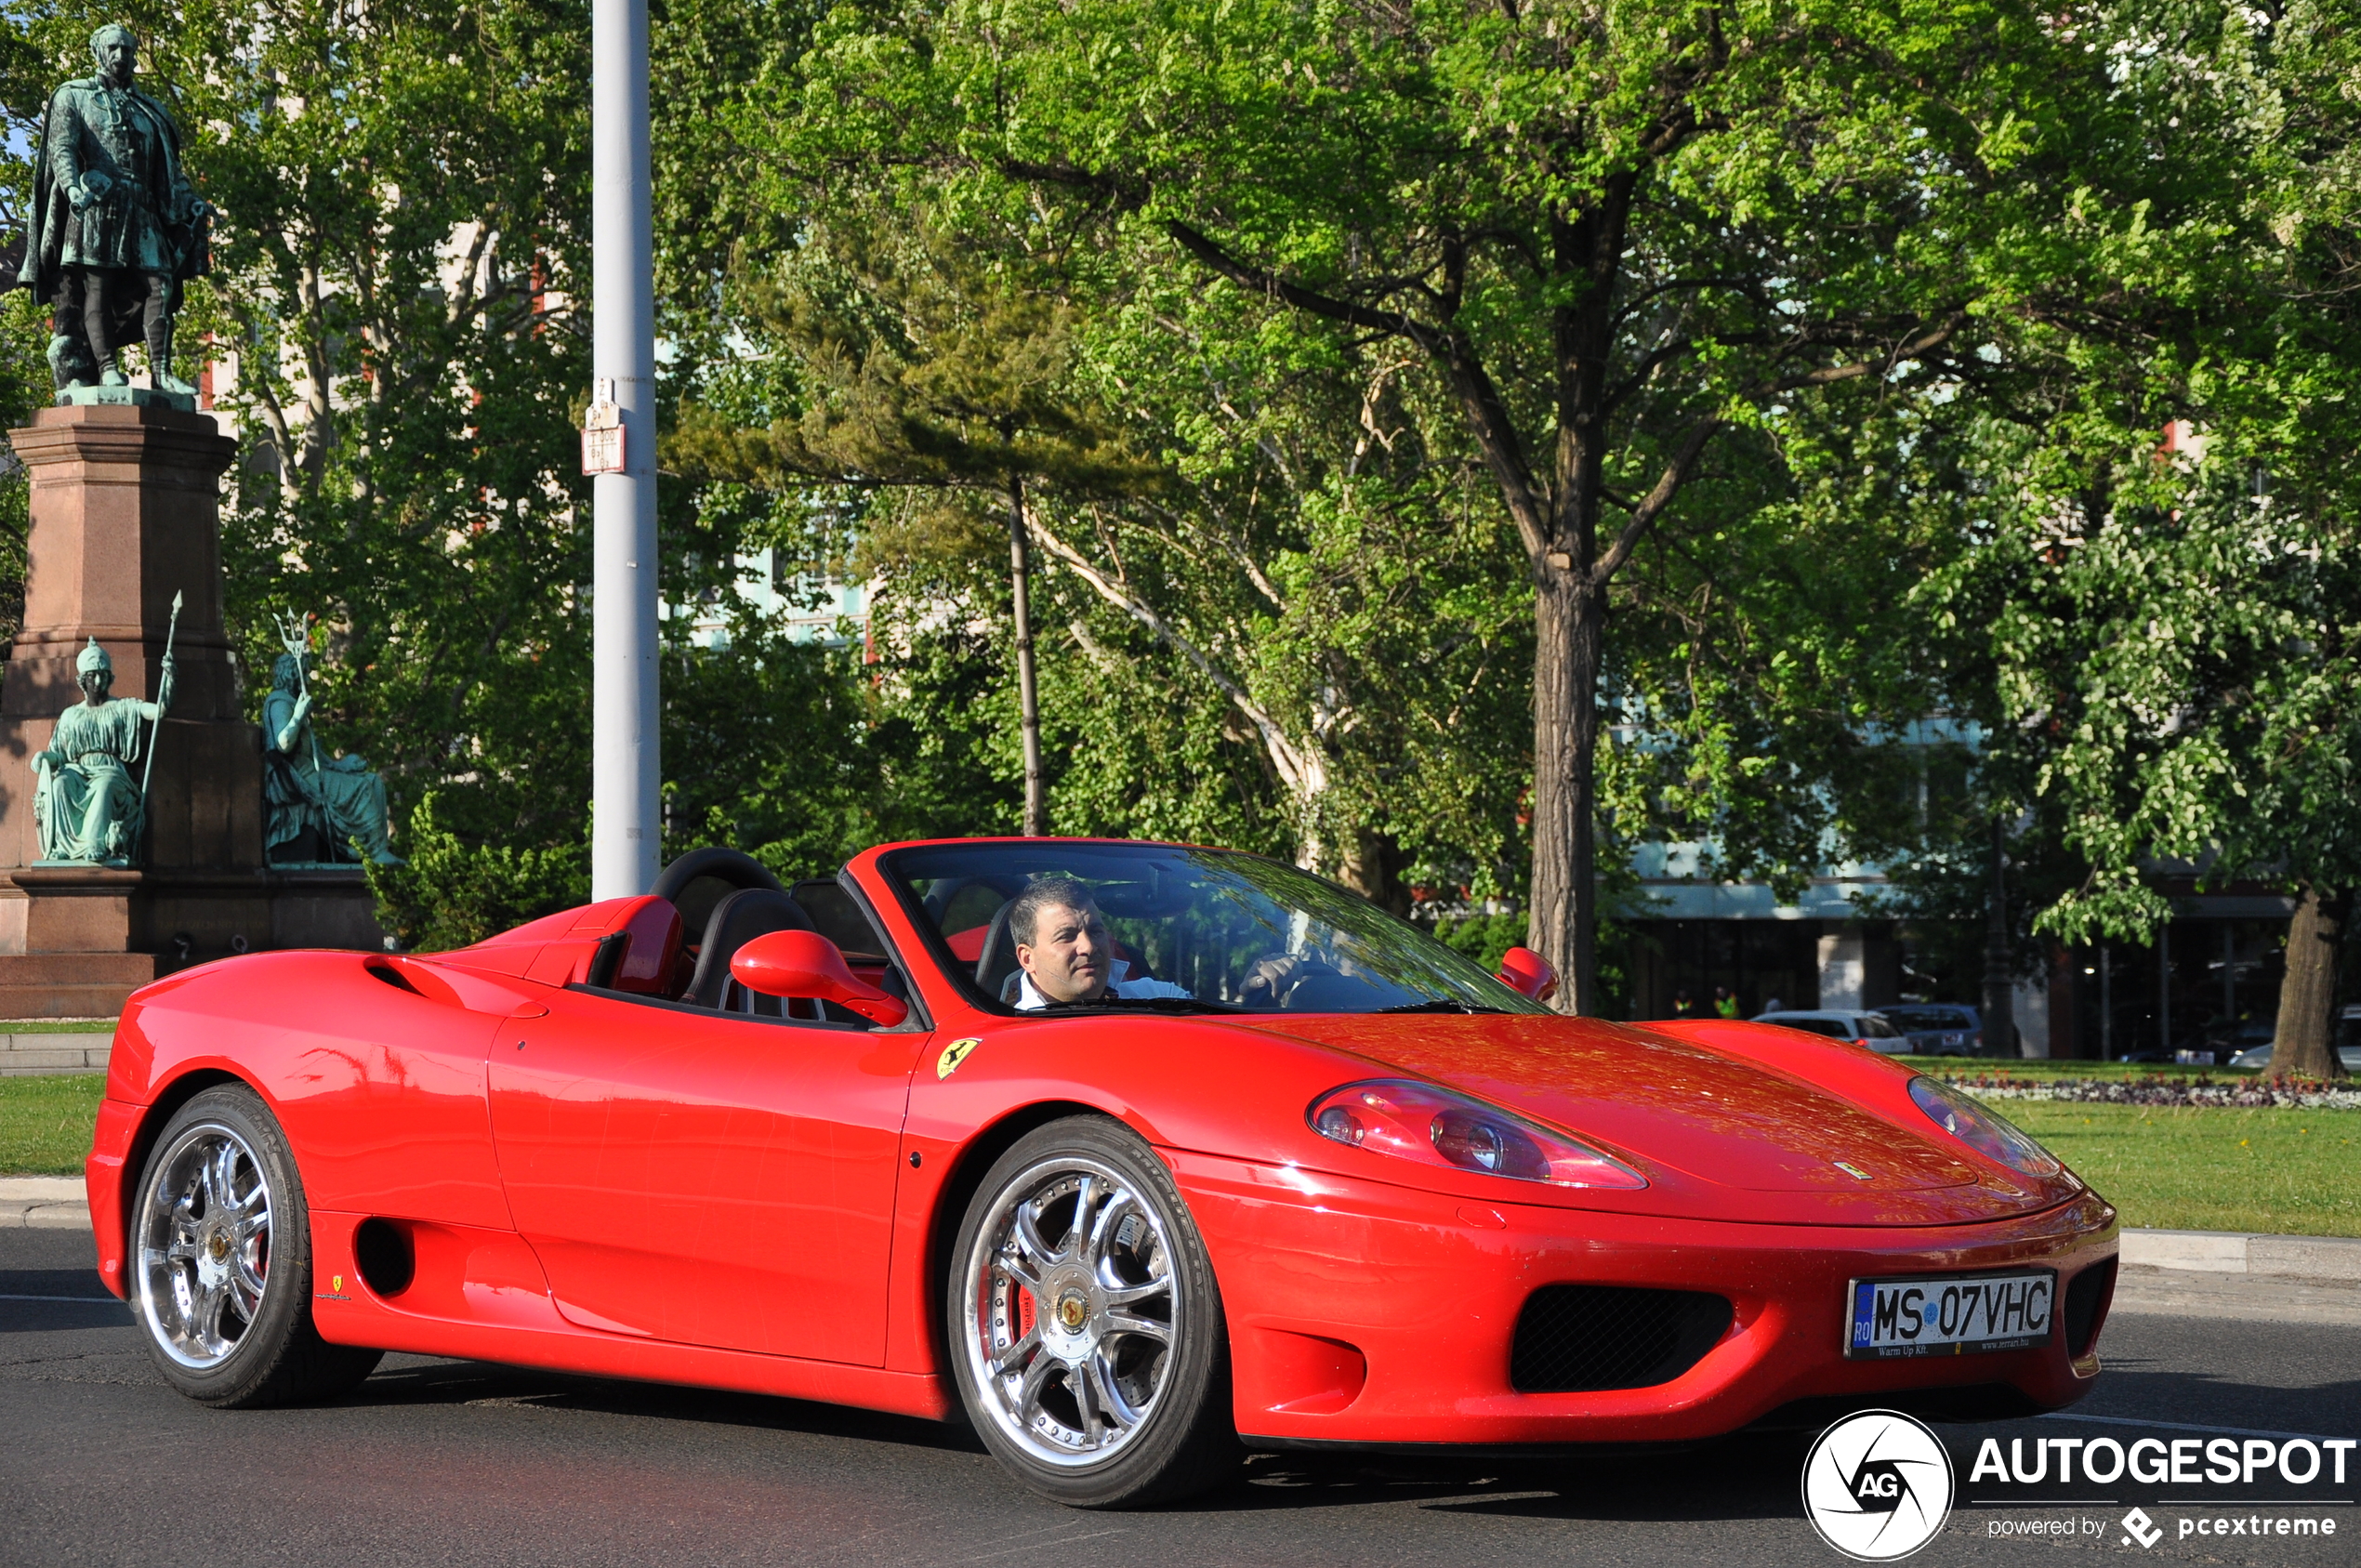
left=1801, top=1409, right=1955, bottom=1561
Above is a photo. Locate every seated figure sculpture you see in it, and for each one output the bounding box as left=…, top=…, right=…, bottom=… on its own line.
left=33, top=638, right=170, bottom=865
left=263, top=650, right=400, bottom=865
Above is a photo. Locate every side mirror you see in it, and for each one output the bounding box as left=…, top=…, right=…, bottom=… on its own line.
left=731, top=929, right=909, bottom=1027
left=1496, top=945, right=1560, bottom=1003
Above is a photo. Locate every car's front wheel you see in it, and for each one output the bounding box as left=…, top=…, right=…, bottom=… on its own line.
left=946, top=1116, right=1238, bottom=1507
left=131, top=1084, right=381, bottom=1406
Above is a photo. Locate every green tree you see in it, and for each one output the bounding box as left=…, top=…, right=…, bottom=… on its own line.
left=672, top=219, right=1161, bottom=837
left=769, top=0, right=2152, bottom=1011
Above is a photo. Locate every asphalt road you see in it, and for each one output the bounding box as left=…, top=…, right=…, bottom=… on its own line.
left=4, top=1227, right=2354, bottom=1568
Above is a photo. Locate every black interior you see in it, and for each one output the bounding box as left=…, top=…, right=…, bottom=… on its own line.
left=684, top=888, right=814, bottom=1013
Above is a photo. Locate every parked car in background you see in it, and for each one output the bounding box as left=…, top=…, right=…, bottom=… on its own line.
left=1877, top=1004, right=1982, bottom=1057
left=2227, top=1040, right=2361, bottom=1074
left=1755, top=1010, right=1912, bottom=1054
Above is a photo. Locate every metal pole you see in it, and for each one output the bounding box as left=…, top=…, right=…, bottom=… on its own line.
left=590, top=0, right=659, bottom=899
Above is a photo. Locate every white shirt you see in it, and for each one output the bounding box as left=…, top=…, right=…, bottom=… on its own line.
left=1015, top=970, right=1194, bottom=1010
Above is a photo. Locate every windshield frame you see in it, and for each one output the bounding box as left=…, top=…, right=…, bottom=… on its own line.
left=871, top=837, right=1549, bottom=1019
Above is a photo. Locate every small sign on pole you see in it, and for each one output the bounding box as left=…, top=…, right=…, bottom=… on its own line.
left=582, top=376, right=625, bottom=475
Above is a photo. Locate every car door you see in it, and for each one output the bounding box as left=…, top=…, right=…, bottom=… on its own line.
left=487, top=986, right=929, bottom=1364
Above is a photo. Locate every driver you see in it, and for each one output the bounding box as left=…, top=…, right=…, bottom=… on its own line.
left=1009, top=876, right=1193, bottom=1009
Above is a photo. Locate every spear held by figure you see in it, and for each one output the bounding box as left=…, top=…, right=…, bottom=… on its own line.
left=137, top=590, right=182, bottom=816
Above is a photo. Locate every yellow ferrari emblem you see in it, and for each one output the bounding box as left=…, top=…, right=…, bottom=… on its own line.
left=936, top=1037, right=981, bottom=1079
left=331, top=1274, right=343, bottom=1292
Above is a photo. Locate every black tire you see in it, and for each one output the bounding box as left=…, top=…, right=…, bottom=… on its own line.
left=129, top=1084, right=382, bottom=1406
left=946, top=1116, right=1240, bottom=1508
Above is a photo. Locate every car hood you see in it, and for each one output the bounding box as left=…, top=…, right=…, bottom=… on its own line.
left=1233, top=1012, right=2064, bottom=1226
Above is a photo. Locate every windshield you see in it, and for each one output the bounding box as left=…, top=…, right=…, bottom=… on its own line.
left=878, top=841, right=1550, bottom=1016
left=1765, top=1016, right=1852, bottom=1040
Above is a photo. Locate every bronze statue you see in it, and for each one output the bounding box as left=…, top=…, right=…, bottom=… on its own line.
left=262, top=626, right=400, bottom=866
left=33, top=637, right=175, bottom=865
left=15, top=23, right=212, bottom=399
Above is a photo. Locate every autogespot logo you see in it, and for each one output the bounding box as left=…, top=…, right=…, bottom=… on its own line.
left=1803, top=1409, right=1957, bottom=1561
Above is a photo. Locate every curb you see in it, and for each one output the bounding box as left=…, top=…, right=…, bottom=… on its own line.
left=0, top=1030, right=114, bottom=1076
left=2120, top=1228, right=2361, bottom=1281
left=0, top=1176, right=90, bottom=1229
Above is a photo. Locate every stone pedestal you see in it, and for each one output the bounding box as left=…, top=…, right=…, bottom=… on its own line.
left=0, top=403, right=384, bottom=1017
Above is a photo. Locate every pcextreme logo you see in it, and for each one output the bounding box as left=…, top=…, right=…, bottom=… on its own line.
left=1802, top=1409, right=1956, bottom=1561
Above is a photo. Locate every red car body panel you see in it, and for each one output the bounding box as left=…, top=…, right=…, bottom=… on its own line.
left=86, top=836, right=2118, bottom=1448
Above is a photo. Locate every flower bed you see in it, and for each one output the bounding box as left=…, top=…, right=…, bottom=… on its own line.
left=1944, top=1070, right=2361, bottom=1112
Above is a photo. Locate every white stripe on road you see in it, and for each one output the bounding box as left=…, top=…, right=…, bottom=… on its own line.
left=2040, top=1411, right=2349, bottom=1443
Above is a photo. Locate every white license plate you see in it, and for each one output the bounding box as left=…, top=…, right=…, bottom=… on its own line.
left=1845, top=1271, right=2055, bottom=1358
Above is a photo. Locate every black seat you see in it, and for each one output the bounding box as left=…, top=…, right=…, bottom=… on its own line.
left=686, top=888, right=814, bottom=1012
left=972, top=898, right=1022, bottom=1006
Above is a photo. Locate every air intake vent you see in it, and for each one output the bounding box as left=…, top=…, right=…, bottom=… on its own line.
left=1510, top=1285, right=1734, bottom=1393
left=2064, top=1257, right=2117, bottom=1358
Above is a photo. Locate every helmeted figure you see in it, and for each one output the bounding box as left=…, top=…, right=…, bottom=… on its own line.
left=33, top=638, right=173, bottom=865
left=14, top=23, right=212, bottom=395
left=263, top=652, right=401, bottom=865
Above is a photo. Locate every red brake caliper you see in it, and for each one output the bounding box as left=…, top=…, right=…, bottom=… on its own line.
left=1016, top=1284, right=1037, bottom=1339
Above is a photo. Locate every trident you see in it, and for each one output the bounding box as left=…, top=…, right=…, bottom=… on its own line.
left=271, top=609, right=322, bottom=774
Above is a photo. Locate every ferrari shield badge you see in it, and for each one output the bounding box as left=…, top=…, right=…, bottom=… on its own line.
left=936, top=1037, right=981, bottom=1079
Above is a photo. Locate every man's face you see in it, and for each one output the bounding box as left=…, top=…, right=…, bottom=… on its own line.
left=1015, top=901, right=1110, bottom=1005
left=98, top=40, right=135, bottom=84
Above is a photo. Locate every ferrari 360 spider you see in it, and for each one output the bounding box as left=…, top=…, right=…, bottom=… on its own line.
left=85, top=837, right=2117, bottom=1506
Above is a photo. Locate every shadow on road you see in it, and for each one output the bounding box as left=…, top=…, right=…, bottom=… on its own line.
left=348, top=1356, right=990, bottom=1455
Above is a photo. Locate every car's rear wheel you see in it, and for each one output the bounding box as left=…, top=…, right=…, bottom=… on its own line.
left=947, top=1116, right=1239, bottom=1507
left=131, top=1084, right=381, bottom=1406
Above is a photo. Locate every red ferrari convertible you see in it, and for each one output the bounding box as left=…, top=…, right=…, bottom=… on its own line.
left=85, top=837, right=2117, bottom=1506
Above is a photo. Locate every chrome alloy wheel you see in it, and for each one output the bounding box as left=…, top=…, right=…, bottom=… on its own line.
left=136, top=1121, right=273, bottom=1369
left=961, top=1156, right=1180, bottom=1466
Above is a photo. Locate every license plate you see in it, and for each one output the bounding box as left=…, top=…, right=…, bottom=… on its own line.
left=1845, top=1270, right=2056, bottom=1358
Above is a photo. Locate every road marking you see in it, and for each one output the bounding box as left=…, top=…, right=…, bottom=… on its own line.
left=2040, top=1412, right=2349, bottom=1443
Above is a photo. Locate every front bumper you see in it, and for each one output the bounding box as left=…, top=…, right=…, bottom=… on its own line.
left=1172, top=1151, right=2117, bottom=1448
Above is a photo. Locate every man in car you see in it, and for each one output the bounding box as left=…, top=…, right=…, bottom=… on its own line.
left=1010, top=876, right=1194, bottom=1008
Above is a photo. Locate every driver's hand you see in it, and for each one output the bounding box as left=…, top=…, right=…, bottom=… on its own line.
left=1240, top=953, right=1309, bottom=1008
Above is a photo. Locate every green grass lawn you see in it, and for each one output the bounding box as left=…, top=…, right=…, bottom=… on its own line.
left=1992, top=1101, right=2361, bottom=1237
left=1, top=1019, right=117, bottom=1034
left=5, top=1075, right=2354, bottom=1236
left=0, top=1074, right=104, bottom=1176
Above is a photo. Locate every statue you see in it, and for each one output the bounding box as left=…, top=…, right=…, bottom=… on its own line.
left=263, top=619, right=400, bottom=865
left=14, top=23, right=212, bottom=400
left=33, top=636, right=174, bottom=865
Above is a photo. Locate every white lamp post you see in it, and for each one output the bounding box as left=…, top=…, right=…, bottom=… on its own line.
left=588, top=0, right=659, bottom=898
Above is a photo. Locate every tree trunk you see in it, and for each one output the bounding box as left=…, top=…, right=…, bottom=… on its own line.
left=2274, top=884, right=2348, bottom=1080
left=1335, top=829, right=1411, bottom=918
left=1982, top=816, right=2018, bottom=1057
left=1007, top=476, right=1045, bottom=836
left=1528, top=570, right=1604, bottom=1015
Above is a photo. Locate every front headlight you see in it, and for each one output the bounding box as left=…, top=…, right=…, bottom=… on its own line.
left=1307, top=1079, right=1647, bottom=1190
left=1907, top=1076, right=2062, bottom=1175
